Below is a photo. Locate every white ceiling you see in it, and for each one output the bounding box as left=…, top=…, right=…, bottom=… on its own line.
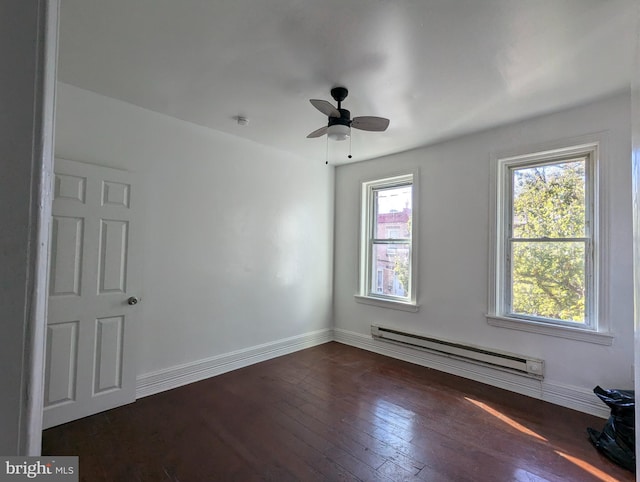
left=57, top=0, right=636, bottom=165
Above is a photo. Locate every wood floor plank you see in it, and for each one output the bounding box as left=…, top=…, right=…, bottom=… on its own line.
left=292, top=397, right=427, bottom=474
left=43, top=342, right=634, bottom=481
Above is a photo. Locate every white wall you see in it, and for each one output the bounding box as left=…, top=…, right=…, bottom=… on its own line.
left=54, top=83, right=334, bottom=376
left=334, top=92, right=633, bottom=406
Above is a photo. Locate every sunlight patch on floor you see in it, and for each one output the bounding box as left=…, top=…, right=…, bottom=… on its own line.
left=464, top=397, right=547, bottom=442
left=555, top=451, right=621, bottom=482
left=465, top=397, right=623, bottom=482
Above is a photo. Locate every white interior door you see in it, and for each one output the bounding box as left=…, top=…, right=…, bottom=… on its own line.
left=44, top=158, right=141, bottom=429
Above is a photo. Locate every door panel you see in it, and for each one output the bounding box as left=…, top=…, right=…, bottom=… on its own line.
left=49, top=216, right=84, bottom=297
left=98, top=219, right=128, bottom=293
left=44, top=321, right=79, bottom=406
left=94, top=315, right=124, bottom=394
left=44, top=158, right=140, bottom=429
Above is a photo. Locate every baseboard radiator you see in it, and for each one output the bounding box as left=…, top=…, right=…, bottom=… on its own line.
left=371, top=325, right=544, bottom=379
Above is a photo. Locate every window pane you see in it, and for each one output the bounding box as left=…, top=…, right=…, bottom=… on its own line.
left=511, top=241, right=586, bottom=323
left=371, top=243, right=410, bottom=298
left=374, top=185, right=412, bottom=240
left=512, top=160, right=585, bottom=238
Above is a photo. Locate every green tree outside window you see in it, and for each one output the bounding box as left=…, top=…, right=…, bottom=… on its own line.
left=510, top=160, right=587, bottom=322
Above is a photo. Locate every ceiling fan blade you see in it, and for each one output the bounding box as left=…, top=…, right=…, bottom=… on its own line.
left=306, top=126, right=328, bottom=138
left=351, top=116, right=390, bottom=132
left=310, top=99, right=340, bottom=118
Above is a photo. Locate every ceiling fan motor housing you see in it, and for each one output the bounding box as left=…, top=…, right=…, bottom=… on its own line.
left=328, top=109, right=351, bottom=127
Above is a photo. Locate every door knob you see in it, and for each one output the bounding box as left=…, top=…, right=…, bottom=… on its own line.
left=127, top=296, right=139, bottom=305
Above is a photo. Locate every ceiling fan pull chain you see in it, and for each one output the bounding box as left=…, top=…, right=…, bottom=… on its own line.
left=348, top=130, right=352, bottom=159
left=325, top=134, right=329, bottom=165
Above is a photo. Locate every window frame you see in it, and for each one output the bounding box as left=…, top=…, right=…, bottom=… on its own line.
left=505, top=155, right=593, bottom=327
left=487, top=139, right=613, bottom=345
left=356, top=171, right=419, bottom=311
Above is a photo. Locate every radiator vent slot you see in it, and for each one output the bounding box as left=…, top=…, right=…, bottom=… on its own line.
left=371, top=325, right=544, bottom=379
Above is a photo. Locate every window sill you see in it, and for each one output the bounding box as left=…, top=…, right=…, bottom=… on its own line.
left=486, top=314, right=613, bottom=346
left=354, top=295, right=419, bottom=312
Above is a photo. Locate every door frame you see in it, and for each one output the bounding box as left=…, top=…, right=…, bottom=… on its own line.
left=632, top=12, right=640, bottom=480
left=22, top=0, right=58, bottom=455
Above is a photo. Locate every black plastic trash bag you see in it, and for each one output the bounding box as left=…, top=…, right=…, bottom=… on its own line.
left=587, top=385, right=635, bottom=472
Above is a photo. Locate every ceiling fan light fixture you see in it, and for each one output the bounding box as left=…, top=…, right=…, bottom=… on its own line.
left=327, top=124, right=350, bottom=141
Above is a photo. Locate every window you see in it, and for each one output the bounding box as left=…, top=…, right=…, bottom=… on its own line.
left=357, top=172, right=418, bottom=311
left=488, top=142, right=611, bottom=342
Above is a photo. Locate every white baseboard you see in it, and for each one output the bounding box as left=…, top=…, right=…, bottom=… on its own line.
left=136, top=328, right=333, bottom=399
left=136, top=326, right=609, bottom=419
left=541, top=381, right=609, bottom=418
left=334, top=328, right=609, bottom=419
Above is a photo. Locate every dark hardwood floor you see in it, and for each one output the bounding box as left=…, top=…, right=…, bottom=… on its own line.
left=42, top=342, right=633, bottom=481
